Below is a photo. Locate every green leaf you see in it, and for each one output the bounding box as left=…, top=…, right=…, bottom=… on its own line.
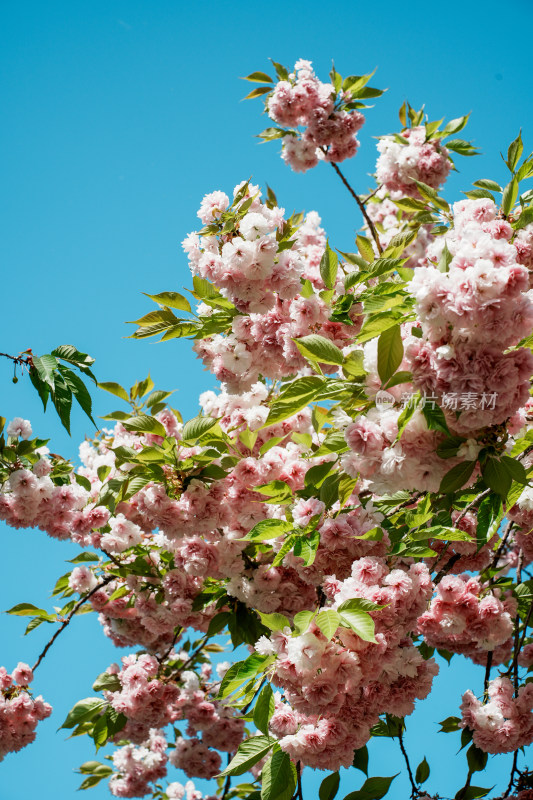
left=254, top=684, right=275, bottom=735
left=295, top=335, right=344, bottom=366
left=352, top=747, right=369, bottom=775
left=343, top=774, right=398, bottom=800
left=92, top=672, right=122, bottom=692
left=442, top=115, right=470, bottom=136
left=472, top=179, right=502, bottom=192
left=377, top=325, right=403, bottom=385
left=240, top=519, right=292, bottom=541
left=6, top=603, right=50, bottom=617
left=98, top=382, right=130, bottom=402
left=356, top=235, right=375, bottom=263
left=61, top=698, right=107, bottom=729
left=293, top=529, right=321, bottom=566
left=258, top=611, right=291, bottom=632
left=446, top=139, right=480, bottom=156
left=502, top=178, right=518, bottom=215
left=243, top=71, right=273, bottom=83
left=32, top=354, right=58, bottom=389
left=501, top=455, right=528, bottom=484
left=261, top=749, right=296, bottom=800
left=439, top=715, right=461, bottom=733
left=59, top=366, right=95, bottom=426
left=244, top=85, right=273, bottom=100
left=338, top=608, right=377, bottom=643
left=264, top=377, right=325, bottom=427
left=319, top=772, right=340, bottom=800
left=122, top=414, right=166, bottom=438
left=219, top=735, right=274, bottom=776
left=482, top=457, right=512, bottom=499
left=415, top=757, right=430, bottom=784
left=181, top=415, right=217, bottom=441
left=315, top=610, right=341, bottom=640
left=219, top=653, right=271, bottom=698
left=293, top=609, right=317, bottom=634
left=144, top=291, right=192, bottom=312
left=507, top=131, right=523, bottom=172
left=466, top=744, right=488, bottom=773
left=439, top=461, right=476, bottom=493
left=320, top=242, right=339, bottom=290
left=455, top=787, right=492, bottom=800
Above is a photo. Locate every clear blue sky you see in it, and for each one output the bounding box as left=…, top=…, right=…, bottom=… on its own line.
left=1, top=1, right=531, bottom=797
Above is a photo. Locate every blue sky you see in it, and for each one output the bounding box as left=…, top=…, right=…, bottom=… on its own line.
left=1, top=0, right=532, bottom=797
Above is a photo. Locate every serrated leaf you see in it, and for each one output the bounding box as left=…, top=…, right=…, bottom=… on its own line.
left=181, top=415, right=218, bottom=441
left=219, top=735, right=273, bottom=776
left=377, top=325, right=403, bottom=384
left=315, top=610, right=341, bottom=640
left=295, top=335, right=344, bottom=367
left=244, top=85, right=273, bottom=100
left=319, top=772, right=340, bottom=800
left=415, top=757, right=430, bottom=784
left=243, top=71, right=273, bottom=83
left=61, top=698, right=107, bottom=729
left=122, top=414, right=166, bottom=438
left=254, top=684, right=275, bottom=735
left=320, top=242, right=339, bottom=290
left=439, top=460, right=476, bottom=493
left=261, top=749, right=296, bottom=800
left=144, top=291, right=192, bottom=312
left=240, top=519, right=292, bottom=541
left=507, top=131, right=523, bottom=172
left=338, top=608, right=377, bottom=643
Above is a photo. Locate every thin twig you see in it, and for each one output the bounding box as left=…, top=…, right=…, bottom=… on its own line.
left=433, top=552, right=462, bottom=585
left=326, top=159, right=383, bottom=254
left=483, top=651, right=493, bottom=700
left=454, top=488, right=490, bottom=527
left=506, top=750, right=519, bottom=797
left=164, top=634, right=209, bottom=682
left=32, top=577, right=113, bottom=673
left=295, top=761, right=304, bottom=800
left=0, top=351, right=33, bottom=367
left=157, top=627, right=183, bottom=666
left=221, top=753, right=232, bottom=800
left=398, top=726, right=418, bottom=798
left=488, top=519, right=514, bottom=573
left=456, top=770, right=473, bottom=800
left=386, top=491, right=424, bottom=518
left=361, top=184, right=383, bottom=204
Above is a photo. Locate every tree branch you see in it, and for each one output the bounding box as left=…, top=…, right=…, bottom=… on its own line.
left=398, top=726, right=418, bottom=798
left=32, top=576, right=113, bottom=673
left=326, top=159, right=383, bottom=254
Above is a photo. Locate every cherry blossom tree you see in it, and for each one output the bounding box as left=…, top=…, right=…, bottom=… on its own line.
left=2, top=57, right=533, bottom=800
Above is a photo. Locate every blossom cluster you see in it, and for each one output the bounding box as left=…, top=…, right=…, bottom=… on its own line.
left=376, top=126, right=451, bottom=198
left=417, top=575, right=515, bottom=666
left=266, top=59, right=365, bottom=171
left=407, top=198, right=533, bottom=432
left=255, top=557, right=437, bottom=770
left=0, top=663, right=51, bottom=762
left=460, top=677, right=533, bottom=754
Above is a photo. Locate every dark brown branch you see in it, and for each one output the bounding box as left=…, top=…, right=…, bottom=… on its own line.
left=483, top=651, right=493, bottom=700
left=32, top=576, right=113, bottom=673
left=434, top=552, right=462, bottom=585
left=221, top=753, right=233, bottom=800
left=326, top=159, right=383, bottom=254
left=456, top=770, right=473, bottom=800
left=0, top=351, right=33, bottom=367
left=398, top=726, right=418, bottom=798
left=506, top=750, right=519, bottom=798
